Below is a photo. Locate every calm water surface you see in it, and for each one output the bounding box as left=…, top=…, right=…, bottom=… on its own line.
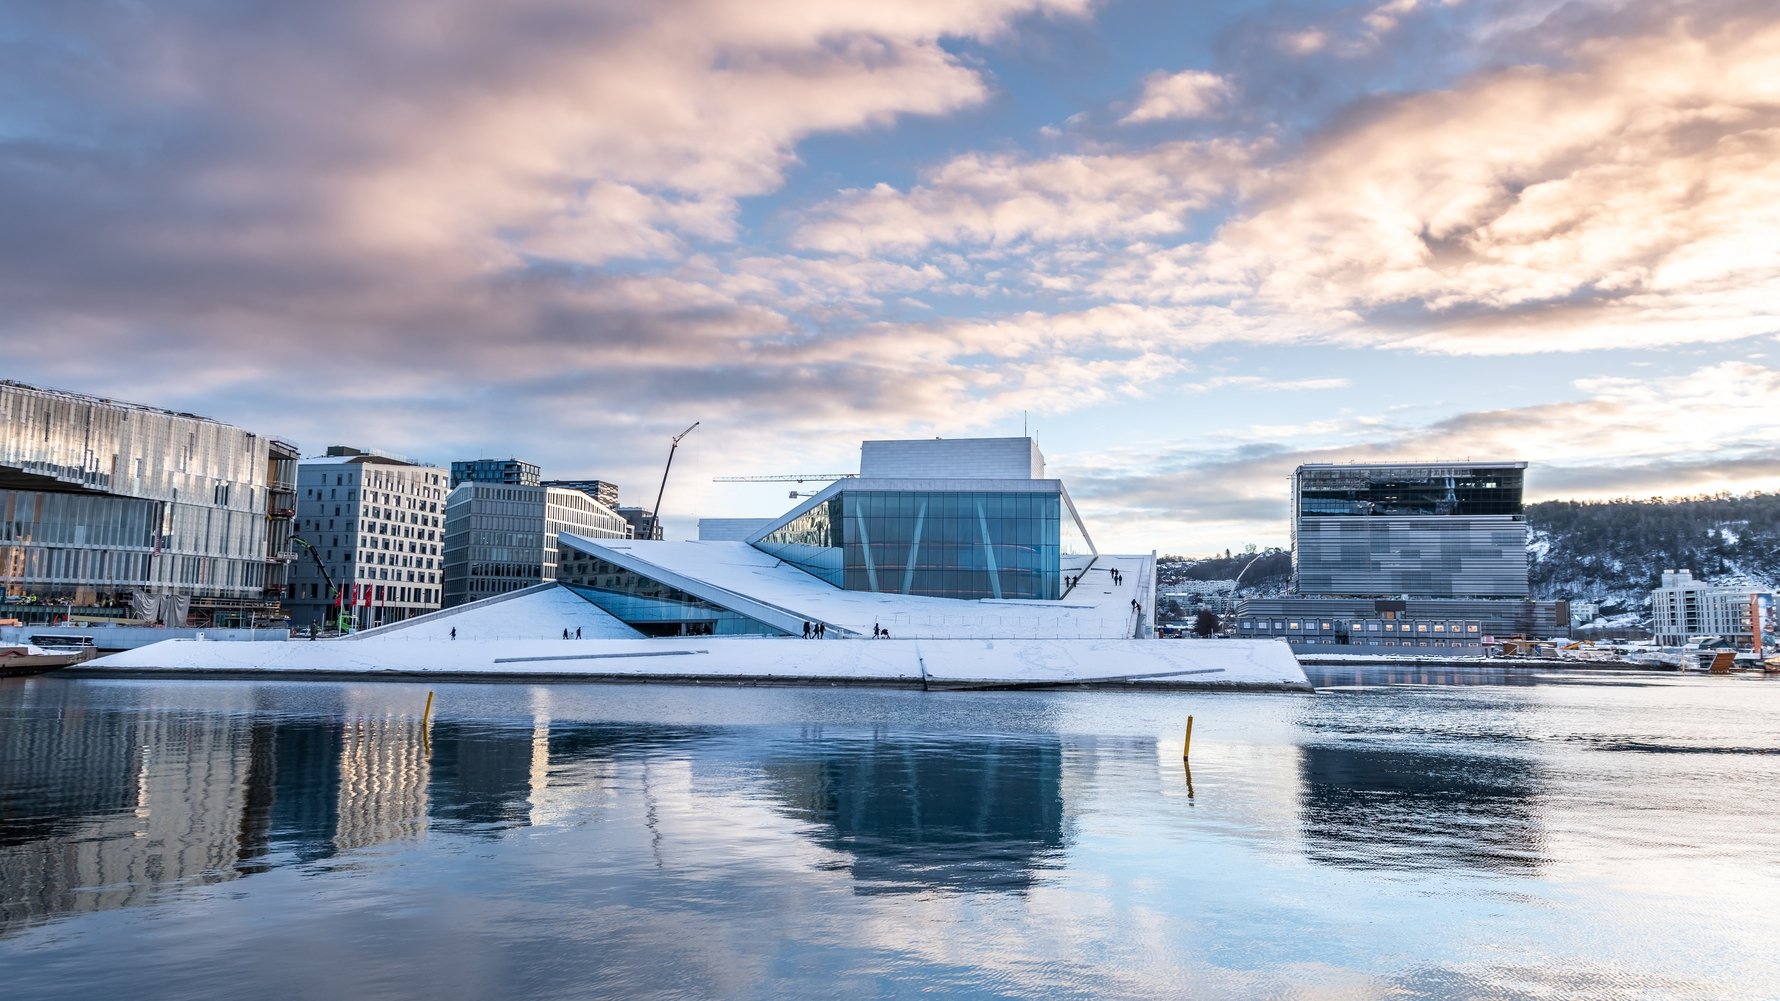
left=2, top=667, right=1777, bottom=1000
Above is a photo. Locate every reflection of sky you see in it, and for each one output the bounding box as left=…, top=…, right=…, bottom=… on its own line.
left=2, top=678, right=1779, bottom=999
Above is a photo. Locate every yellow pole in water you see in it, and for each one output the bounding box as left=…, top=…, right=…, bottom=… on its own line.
left=423, top=690, right=435, bottom=727
left=1182, top=715, right=1194, bottom=760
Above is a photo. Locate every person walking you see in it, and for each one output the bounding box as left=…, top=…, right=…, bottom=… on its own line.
left=450, top=626, right=456, bottom=640
left=562, top=627, right=570, bottom=640
left=803, top=621, right=812, bottom=639
left=576, top=626, right=582, bottom=639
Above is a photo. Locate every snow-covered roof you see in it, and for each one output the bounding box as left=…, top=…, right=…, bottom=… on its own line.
left=342, top=583, right=642, bottom=641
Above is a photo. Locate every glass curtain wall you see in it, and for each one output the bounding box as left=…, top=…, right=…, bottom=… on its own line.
left=557, top=551, right=783, bottom=636
left=755, top=487, right=1098, bottom=601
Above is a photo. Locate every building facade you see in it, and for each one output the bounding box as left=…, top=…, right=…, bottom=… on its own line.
left=441, top=482, right=631, bottom=607
left=1292, top=462, right=1529, bottom=598
left=0, top=380, right=290, bottom=621
left=450, top=458, right=540, bottom=489
left=542, top=478, right=620, bottom=512
left=1236, top=460, right=1571, bottom=646
left=1649, top=569, right=1765, bottom=646
left=287, top=447, right=448, bottom=629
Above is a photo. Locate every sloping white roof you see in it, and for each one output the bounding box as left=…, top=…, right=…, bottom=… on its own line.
left=561, top=536, right=1154, bottom=640
left=341, top=583, right=643, bottom=641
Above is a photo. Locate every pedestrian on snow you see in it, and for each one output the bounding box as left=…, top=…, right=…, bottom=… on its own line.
left=576, top=626, right=582, bottom=639
left=563, top=627, right=570, bottom=640
left=803, top=621, right=812, bottom=639
left=816, top=622, right=826, bottom=639
left=450, top=627, right=456, bottom=640
left=873, top=623, right=881, bottom=638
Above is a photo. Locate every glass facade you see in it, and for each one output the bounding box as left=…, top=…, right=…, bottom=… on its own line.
left=753, top=486, right=1096, bottom=601
left=1292, top=463, right=1529, bottom=599
left=441, top=483, right=630, bottom=607
left=0, top=380, right=274, bottom=603
left=557, top=551, right=783, bottom=636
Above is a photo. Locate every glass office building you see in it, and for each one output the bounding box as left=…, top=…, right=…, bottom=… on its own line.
left=753, top=484, right=1095, bottom=600
left=1292, top=462, right=1529, bottom=599
left=442, top=481, right=632, bottom=607
left=0, top=380, right=281, bottom=607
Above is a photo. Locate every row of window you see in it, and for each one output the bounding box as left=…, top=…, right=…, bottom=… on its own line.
left=1240, top=618, right=1484, bottom=635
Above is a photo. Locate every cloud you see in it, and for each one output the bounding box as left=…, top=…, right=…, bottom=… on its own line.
left=1059, top=360, right=1780, bottom=552
left=1121, top=70, right=1231, bottom=123
left=792, top=139, right=1257, bottom=255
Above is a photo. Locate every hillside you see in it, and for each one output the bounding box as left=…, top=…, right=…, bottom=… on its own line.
left=1158, top=492, right=1780, bottom=618
left=1526, top=493, right=1780, bottom=612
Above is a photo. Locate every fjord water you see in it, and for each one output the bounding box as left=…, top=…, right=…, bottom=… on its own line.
left=2, top=670, right=1776, bottom=1000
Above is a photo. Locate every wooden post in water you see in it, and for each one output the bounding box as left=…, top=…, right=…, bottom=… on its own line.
left=1182, top=715, right=1194, bottom=760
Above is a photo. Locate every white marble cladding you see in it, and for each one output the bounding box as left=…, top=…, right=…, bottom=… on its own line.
left=859, top=437, right=1045, bottom=480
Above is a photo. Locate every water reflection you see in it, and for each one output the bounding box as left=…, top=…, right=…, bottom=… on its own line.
left=757, top=732, right=1066, bottom=894
left=1296, top=744, right=1545, bottom=874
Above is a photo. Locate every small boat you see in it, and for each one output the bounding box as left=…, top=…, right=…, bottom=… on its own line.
left=0, top=642, right=96, bottom=677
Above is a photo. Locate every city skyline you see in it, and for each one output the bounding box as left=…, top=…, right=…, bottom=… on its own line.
left=5, top=1, right=1777, bottom=554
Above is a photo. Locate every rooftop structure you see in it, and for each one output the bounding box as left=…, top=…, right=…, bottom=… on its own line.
left=451, top=458, right=541, bottom=488
left=542, top=478, right=620, bottom=511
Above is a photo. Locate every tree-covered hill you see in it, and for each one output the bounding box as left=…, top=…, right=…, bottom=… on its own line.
left=1526, top=492, right=1780, bottom=611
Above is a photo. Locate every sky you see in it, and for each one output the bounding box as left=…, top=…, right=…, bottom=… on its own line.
left=4, top=0, right=1778, bottom=554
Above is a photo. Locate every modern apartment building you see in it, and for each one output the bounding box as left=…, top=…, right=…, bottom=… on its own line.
left=287, top=447, right=448, bottom=629
left=441, top=476, right=632, bottom=608
left=0, top=379, right=292, bottom=622
left=1649, top=569, right=1767, bottom=646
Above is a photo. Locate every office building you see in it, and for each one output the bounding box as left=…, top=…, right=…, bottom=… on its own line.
left=287, top=446, right=448, bottom=629
left=441, top=477, right=631, bottom=607
left=0, top=379, right=292, bottom=622
left=1237, top=460, right=1569, bottom=647
left=451, top=458, right=540, bottom=488
left=617, top=506, right=663, bottom=541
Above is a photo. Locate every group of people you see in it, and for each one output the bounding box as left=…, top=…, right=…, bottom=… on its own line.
left=872, top=624, right=892, bottom=639
left=561, top=627, right=582, bottom=639
left=1063, top=567, right=1125, bottom=591
left=801, top=620, right=827, bottom=638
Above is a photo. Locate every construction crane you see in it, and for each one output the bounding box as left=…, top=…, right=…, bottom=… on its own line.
left=290, top=536, right=351, bottom=634
left=712, top=473, right=856, bottom=483
left=647, top=422, right=699, bottom=541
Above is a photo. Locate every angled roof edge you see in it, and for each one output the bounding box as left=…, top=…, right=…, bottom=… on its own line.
left=558, top=533, right=861, bottom=637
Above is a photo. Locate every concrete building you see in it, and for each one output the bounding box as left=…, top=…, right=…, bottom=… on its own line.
left=1236, top=460, right=1569, bottom=648
left=1649, top=570, right=1767, bottom=646
left=0, top=379, right=294, bottom=624
left=287, top=446, right=448, bottom=629
left=441, top=479, right=631, bottom=607
left=450, top=458, right=540, bottom=488
left=542, top=478, right=620, bottom=512
left=617, top=506, right=662, bottom=541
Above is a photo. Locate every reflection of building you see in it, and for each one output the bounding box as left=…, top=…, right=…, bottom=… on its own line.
left=441, top=475, right=632, bottom=607
left=759, top=734, right=1065, bottom=893
left=1649, top=570, right=1768, bottom=646
left=0, top=380, right=292, bottom=619
left=335, top=714, right=430, bottom=850
left=1238, top=462, right=1570, bottom=647
left=1296, top=742, right=1544, bottom=874
left=288, top=446, right=448, bottom=628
